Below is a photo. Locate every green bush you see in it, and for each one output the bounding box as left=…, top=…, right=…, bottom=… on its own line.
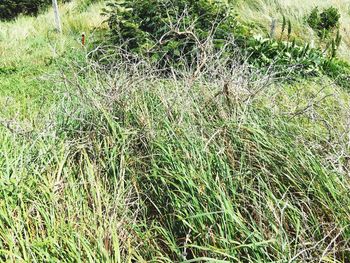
left=103, top=1, right=324, bottom=76
left=307, top=6, right=341, bottom=36
left=306, top=7, right=342, bottom=59
left=320, top=7, right=341, bottom=31
left=307, top=7, right=320, bottom=31
left=0, top=0, right=71, bottom=20
left=0, top=0, right=50, bottom=20
left=104, top=0, right=237, bottom=66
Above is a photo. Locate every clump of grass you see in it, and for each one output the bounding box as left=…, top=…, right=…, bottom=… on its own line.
left=0, top=126, right=140, bottom=261
left=54, top=48, right=350, bottom=261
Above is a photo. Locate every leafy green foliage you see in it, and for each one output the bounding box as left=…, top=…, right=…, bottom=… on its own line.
left=0, top=0, right=49, bottom=20
left=320, top=7, right=341, bottom=31
left=307, top=6, right=320, bottom=31
left=243, top=36, right=323, bottom=76
left=307, top=6, right=342, bottom=59
left=103, top=0, right=237, bottom=65
left=241, top=32, right=350, bottom=88
left=0, top=0, right=71, bottom=20
left=231, top=19, right=326, bottom=78
left=307, top=6, right=341, bottom=36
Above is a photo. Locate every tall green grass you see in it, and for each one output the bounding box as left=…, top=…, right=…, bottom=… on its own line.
left=48, top=56, right=350, bottom=261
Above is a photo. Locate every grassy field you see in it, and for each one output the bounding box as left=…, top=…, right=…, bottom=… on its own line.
left=1, top=0, right=350, bottom=262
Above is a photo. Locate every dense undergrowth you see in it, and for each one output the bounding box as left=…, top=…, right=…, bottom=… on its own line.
left=0, top=0, right=74, bottom=20
left=102, top=0, right=350, bottom=89
left=1, top=0, right=350, bottom=262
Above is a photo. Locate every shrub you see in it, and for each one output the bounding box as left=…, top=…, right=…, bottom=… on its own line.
left=320, top=7, right=341, bottom=31
left=103, top=1, right=326, bottom=76
left=307, top=6, right=342, bottom=59
left=0, top=0, right=71, bottom=20
left=307, top=6, right=341, bottom=36
left=0, top=0, right=50, bottom=20
left=103, top=0, right=237, bottom=66
left=307, top=7, right=320, bottom=31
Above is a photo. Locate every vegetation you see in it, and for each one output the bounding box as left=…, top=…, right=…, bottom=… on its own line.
left=0, top=0, right=52, bottom=20
left=104, top=0, right=237, bottom=66
left=307, top=6, right=341, bottom=36
left=1, top=0, right=350, bottom=262
left=103, top=1, right=350, bottom=89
